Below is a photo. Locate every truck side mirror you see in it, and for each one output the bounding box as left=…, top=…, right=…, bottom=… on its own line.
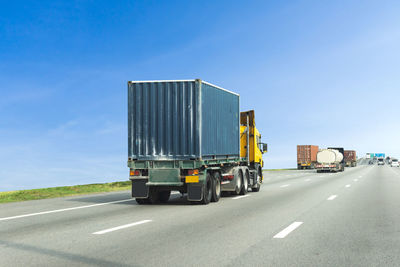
left=262, top=143, right=268, bottom=153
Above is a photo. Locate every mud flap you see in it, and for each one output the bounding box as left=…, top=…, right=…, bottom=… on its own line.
left=131, top=179, right=149, bottom=198
left=249, top=170, right=257, bottom=187
left=187, top=183, right=203, bottom=201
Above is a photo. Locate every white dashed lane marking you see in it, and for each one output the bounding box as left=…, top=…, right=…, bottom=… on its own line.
left=273, top=222, right=303, bottom=239
left=0, top=199, right=134, bottom=222
left=327, top=195, right=337, bottom=200
left=232, top=195, right=250, bottom=200
left=93, top=220, right=152, bottom=235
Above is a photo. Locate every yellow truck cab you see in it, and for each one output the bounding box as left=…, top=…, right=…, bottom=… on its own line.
left=240, top=110, right=267, bottom=181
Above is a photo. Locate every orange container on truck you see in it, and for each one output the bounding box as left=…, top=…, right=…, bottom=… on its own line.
left=297, top=145, right=319, bottom=169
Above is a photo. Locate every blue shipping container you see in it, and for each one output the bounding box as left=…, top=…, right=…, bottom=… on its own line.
left=128, top=79, right=240, bottom=160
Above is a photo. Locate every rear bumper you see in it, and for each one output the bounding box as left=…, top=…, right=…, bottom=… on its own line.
left=130, top=172, right=205, bottom=201
left=315, top=164, right=338, bottom=171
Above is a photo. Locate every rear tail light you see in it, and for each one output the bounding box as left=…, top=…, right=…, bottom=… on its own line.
left=130, top=170, right=141, bottom=176
left=222, top=174, right=234, bottom=180
left=188, top=169, right=199, bottom=175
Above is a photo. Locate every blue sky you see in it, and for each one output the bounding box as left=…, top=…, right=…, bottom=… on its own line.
left=1, top=0, right=400, bottom=191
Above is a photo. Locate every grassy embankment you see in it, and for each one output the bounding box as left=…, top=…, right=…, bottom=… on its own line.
left=0, top=181, right=131, bottom=204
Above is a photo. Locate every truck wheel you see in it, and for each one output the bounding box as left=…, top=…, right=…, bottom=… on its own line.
left=239, top=170, right=248, bottom=195
left=200, top=173, right=212, bottom=204
left=135, top=198, right=149, bottom=205
left=148, top=188, right=159, bottom=204
left=158, top=190, right=171, bottom=203
left=211, top=172, right=221, bottom=202
left=234, top=170, right=242, bottom=195
left=252, top=168, right=262, bottom=192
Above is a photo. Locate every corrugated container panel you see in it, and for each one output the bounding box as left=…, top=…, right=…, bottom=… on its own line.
left=344, top=150, right=356, bottom=161
left=128, top=80, right=240, bottom=160
left=201, top=82, right=239, bottom=159
left=297, top=145, right=319, bottom=164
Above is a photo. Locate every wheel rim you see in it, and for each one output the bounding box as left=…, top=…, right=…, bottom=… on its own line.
left=236, top=173, right=242, bottom=192
left=207, top=178, right=212, bottom=199
left=216, top=178, right=221, bottom=196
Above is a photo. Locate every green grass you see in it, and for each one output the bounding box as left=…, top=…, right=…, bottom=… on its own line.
left=0, top=181, right=131, bottom=204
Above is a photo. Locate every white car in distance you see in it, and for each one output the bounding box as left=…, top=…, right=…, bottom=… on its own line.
left=391, top=159, right=399, bottom=167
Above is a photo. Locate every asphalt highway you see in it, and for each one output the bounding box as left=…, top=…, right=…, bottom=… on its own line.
left=1, top=165, right=400, bottom=267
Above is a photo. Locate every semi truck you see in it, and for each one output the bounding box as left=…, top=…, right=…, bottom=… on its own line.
left=315, top=148, right=345, bottom=172
left=127, top=79, right=268, bottom=205
left=297, top=145, right=319, bottom=169
left=344, top=150, right=357, bottom=167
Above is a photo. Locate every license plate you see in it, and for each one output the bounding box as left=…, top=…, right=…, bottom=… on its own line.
left=185, top=176, right=199, bottom=183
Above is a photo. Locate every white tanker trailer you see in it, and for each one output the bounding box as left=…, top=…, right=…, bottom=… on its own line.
left=315, top=148, right=345, bottom=172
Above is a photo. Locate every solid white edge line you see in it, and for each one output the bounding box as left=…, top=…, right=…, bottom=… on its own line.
left=345, top=184, right=351, bottom=188
left=0, top=199, right=134, bottom=222
left=93, top=220, right=152, bottom=235
left=273, top=222, right=303, bottom=238
left=232, top=195, right=250, bottom=200
left=280, top=184, right=290, bottom=188
left=327, top=195, right=337, bottom=200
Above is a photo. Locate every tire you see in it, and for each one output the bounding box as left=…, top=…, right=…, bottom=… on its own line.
left=239, top=170, right=248, bottom=195
left=252, top=168, right=262, bottom=192
left=158, top=190, right=171, bottom=203
left=135, top=198, right=148, bottom=205
left=234, top=170, right=242, bottom=195
left=147, top=187, right=159, bottom=204
left=211, top=172, right=221, bottom=202
left=200, top=172, right=212, bottom=205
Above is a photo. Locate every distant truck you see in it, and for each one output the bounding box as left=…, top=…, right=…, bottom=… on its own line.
left=315, top=148, right=345, bottom=172
left=344, top=150, right=357, bottom=167
left=127, top=79, right=268, bottom=205
left=297, top=145, right=319, bottom=169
